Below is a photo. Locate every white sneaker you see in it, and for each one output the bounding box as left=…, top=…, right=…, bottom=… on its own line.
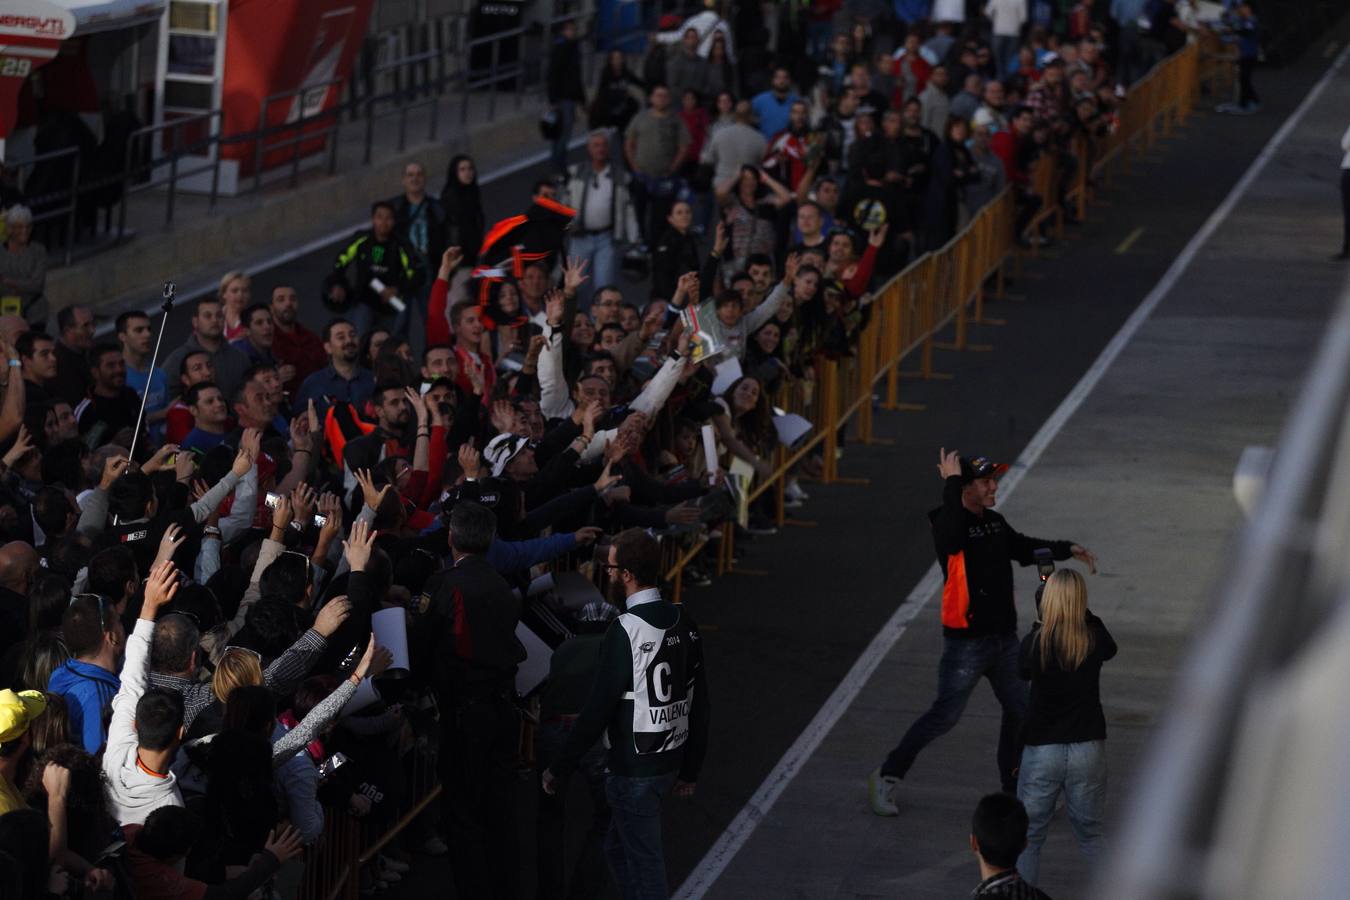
left=785, top=479, right=809, bottom=502
left=868, top=768, right=899, bottom=816
left=379, top=855, right=410, bottom=874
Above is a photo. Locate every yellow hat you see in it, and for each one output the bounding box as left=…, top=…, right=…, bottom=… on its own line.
left=0, top=689, right=47, bottom=745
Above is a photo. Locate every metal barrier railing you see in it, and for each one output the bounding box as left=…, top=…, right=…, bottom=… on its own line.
left=119, top=109, right=225, bottom=233
left=7, top=145, right=80, bottom=265
left=3, top=1, right=649, bottom=262
left=252, top=77, right=347, bottom=194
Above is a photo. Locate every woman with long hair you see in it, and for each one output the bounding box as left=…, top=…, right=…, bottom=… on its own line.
left=217, top=270, right=251, bottom=342
left=712, top=375, right=779, bottom=480
left=590, top=50, right=644, bottom=132
left=440, top=155, right=485, bottom=265
left=719, top=165, right=792, bottom=273
left=1016, top=568, right=1116, bottom=886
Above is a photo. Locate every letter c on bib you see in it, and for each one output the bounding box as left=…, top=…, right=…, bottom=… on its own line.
left=652, top=662, right=673, bottom=703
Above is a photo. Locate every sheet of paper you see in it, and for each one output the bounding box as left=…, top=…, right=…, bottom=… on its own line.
left=711, top=357, right=743, bottom=396
left=702, top=424, right=719, bottom=485
left=371, top=607, right=410, bottom=676
left=773, top=413, right=813, bottom=447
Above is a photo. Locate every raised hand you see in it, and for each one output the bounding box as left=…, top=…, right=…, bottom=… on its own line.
left=457, top=443, right=484, bottom=479
left=406, top=388, right=429, bottom=429
left=99, top=455, right=130, bottom=490
left=936, top=447, right=961, bottom=480
left=562, top=255, right=590, bottom=295
left=313, top=596, right=352, bottom=638
left=270, top=493, right=294, bottom=534
left=524, top=334, right=547, bottom=366
left=868, top=222, right=889, bottom=248
left=354, top=633, right=394, bottom=680
left=142, top=560, right=180, bottom=615
left=439, top=245, right=465, bottom=281
left=582, top=400, right=603, bottom=438
left=489, top=398, right=515, bottom=435
left=675, top=271, right=699, bottom=303
left=545, top=288, right=566, bottom=327
left=783, top=251, right=800, bottom=283
left=354, top=468, right=391, bottom=511
left=142, top=443, right=179, bottom=474
left=289, top=415, right=312, bottom=452
left=232, top=428, right=261, bottom=477
left=713, top=219, right=729, bottom=255
left=1071, top=544, right=1098, bottom=575
left=174, top=447, right=196, bottom=482
left=2, top=425, right=34, bottom=468
left=343, top=518, right=377, bottom=572
left=154, top=523, right=185, bottom=567
left=640, top=302, right=666, bottom=339
left=290, top=482, right=317, bottom=525
left=316, top=493, right=343, bottom=544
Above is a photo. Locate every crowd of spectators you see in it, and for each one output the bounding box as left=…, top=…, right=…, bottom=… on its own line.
left=0, top=0, right=1239, bottom=897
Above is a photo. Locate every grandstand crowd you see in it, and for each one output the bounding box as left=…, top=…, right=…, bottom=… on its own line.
left=0, top=0, right=1251, bottom=897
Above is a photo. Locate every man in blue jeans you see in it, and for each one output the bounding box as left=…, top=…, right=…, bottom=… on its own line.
left=543, top=529, right=710, bottom=899
left=868, top=448, right=1095, bottom=815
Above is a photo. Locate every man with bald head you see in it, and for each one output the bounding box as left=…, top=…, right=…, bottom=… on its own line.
left=0, top=541, right=40, bottom=658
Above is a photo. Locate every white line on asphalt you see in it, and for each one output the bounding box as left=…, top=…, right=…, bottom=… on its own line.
left=671, top=40, right=1350, bottom=900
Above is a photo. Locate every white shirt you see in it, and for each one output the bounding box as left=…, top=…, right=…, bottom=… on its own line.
left=985, top=0, right=1027, bottom=36
left=626, top=587, right=664, bottom=609
left=581, top=165, right=616, bottom=232
left=1342, top=124, right=1350, bottom=169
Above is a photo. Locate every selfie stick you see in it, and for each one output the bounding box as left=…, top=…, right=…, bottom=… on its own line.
left=125, top=281, right=177, bottom=465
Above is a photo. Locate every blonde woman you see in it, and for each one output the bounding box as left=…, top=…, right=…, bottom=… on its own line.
left=1016, top=568, right=1116, bottom=886
left=218, top=270, right=251, bottom=342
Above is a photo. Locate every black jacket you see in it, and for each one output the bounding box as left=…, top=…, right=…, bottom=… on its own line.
left=930, top=476, right=1072, bottom=637
left=547, top=37, right=586, bottom=104
left=326, top=230, right=424, bottom=311
left=420, top=554, right=525, bottom=701
left=651, top=226, right=702, bottom=302
left=390, top=194, right=448, bottom=268
left=439, top=163, right=485, bottom=264
left=1020, top=613, right=1117, bottom=745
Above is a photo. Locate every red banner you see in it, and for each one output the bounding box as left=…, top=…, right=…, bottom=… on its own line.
left=219, top=0, right=375, bottom=175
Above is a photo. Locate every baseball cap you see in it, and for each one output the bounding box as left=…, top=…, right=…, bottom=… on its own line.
left=972, top=107, right=997, bottom=130
left=484, top=433, right=534, bottom=478
left=960, top=455, right=1009, bottom=484
left=0, top=689, right=47, bottom=746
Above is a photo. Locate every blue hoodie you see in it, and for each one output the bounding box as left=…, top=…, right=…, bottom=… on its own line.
left=48, top=659, right=120, bottom=753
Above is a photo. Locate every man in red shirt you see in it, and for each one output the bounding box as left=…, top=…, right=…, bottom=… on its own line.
left=450, top=299, right=494, bottom=399
left=269, top=285, right=327, bottom=392
left=164, top=351, right=216, bottom=444
left=991, top=106, right=1036, bottom=188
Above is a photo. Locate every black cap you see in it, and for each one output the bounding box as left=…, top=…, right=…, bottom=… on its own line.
left=960, top=455, right=1009, bottom=484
